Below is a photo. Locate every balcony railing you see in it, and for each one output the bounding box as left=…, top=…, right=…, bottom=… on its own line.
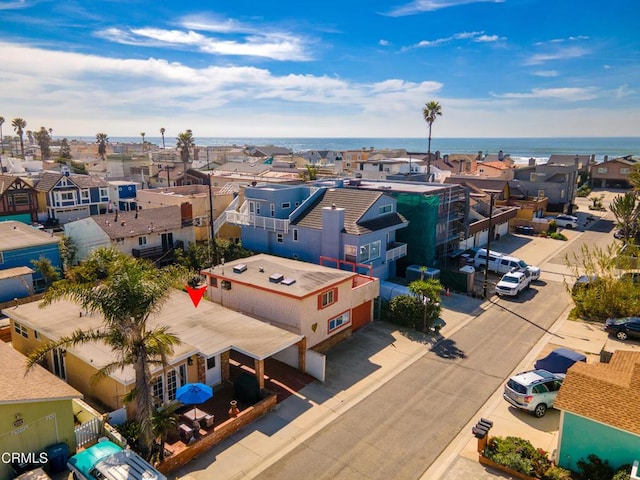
left=225, top=211, right=290, bottom=233
left=386, top=242, right=407, bottom=262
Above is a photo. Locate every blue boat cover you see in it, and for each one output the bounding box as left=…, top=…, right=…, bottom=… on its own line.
left=534, top=348, right=587, bottom=374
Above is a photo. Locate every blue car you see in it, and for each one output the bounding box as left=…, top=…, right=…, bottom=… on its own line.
left=67, top=440, right=166, bottom=480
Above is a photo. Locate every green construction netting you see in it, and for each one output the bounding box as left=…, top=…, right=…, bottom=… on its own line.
left=395, top=193, right=439, bottom=273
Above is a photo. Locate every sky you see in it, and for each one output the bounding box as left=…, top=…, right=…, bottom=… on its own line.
left=0, top=0, right=639, bottom=138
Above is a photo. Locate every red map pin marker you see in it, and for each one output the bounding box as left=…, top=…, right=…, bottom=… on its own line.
left=186, top=284, right=207, bottom=307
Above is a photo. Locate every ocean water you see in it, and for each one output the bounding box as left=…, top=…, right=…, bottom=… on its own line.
left=69, top=136, right=639, bottom=164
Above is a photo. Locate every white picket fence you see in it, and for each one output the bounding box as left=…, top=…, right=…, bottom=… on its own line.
left=75, top=417, right=103, bottom=448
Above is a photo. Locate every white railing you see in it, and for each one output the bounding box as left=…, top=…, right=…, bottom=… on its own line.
left=386, top=243, right=407, bottom=262
left=75, top=416, right=103, bottom=448
left=225, top=211, right=289, bottom=233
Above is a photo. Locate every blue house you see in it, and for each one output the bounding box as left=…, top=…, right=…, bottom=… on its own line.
left=0, top=221, right=62, bottom=299
left=35, top=171, right=111, bottom=225
left=226, top=184, right=408, bottom=280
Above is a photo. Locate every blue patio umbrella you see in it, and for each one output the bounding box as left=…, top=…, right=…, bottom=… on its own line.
left=176, top=383, right=213, bottom=421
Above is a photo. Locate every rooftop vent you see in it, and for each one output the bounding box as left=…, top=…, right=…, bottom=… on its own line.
left=233, top=264, right=247, bottom=274
left=269, top=273, right=284, bottom=283
left=281, top=278, right=296, bottom=286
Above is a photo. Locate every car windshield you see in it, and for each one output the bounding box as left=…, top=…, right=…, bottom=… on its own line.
left=517, top=260, right=528, bottom=268
left=502, top=275, right=519, bottom=284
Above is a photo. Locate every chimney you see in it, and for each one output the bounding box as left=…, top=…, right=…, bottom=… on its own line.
left=498, top=150, right=504, bottom=161
left=529, top=157, right=536, bottom=167
left=321, top=205, right=345, bottom=259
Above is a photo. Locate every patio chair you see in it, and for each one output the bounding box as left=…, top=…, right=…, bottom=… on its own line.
left=178, top=423, right=194, bottom=444
left=203, top=414, right=215, bottom=428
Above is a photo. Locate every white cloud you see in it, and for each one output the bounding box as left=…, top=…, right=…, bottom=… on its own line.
left=614, top=84, right=635, bottom=99
left=532, top=70, right=559, bottom=77
left=379, top=39, right=390, bottom=46
left=493, top=87, right=598, bottom=101
left=525, top=46, right=589, bottom=65
left=402, top=31, right=499, bottom=50
left=386, top=0, right=503, bottom=16
left=0, top=0, right=28, bottom=10
left=95, top=23, right=311, bottom=61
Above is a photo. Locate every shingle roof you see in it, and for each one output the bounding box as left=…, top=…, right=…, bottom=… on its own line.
left=92, top=205, right=182, bottom=239
left=0, top=175, right=19, bottom=194
left=0, top=342, right=82, bottom=403
left=554, top=350, right=640, bottom=435
left=291, top=188, right=395, bottom=235
left=34, top=172, right=63, bottom=192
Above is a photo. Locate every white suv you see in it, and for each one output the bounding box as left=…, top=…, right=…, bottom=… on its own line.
left=503, top=369, right=565, bottom=417
left=495, top=270, right=530, bottom=297
left=553, top=215, right=579, bottom=229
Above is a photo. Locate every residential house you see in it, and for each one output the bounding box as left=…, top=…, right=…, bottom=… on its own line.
left=4, top=289, right=303, bottom=418
left=226, top=184, right=408, bottom=280
left=344, top=179, right=468, bottom=271
left=554, top=350, right=640, bottom=471
left=0, top=175, right=39, bottom=224
left=202, top=253, right=379, bottom=352
left=245, top=145, right=292, bottom=159
left=107, top=180, right=138, bottom=212
left=0, top=221, right=62, bottom=299
left=135, top=184, right=241, bottom=243
left=34, top=171, right=112, bottom=225
left=63, top=205, right=195, bottom=264
left=0, top=342, right=82, bottom=480
left=512, top=158, right=579, bottom=213
left=300, top=150, right=342, bottom=166
left=590, top=155, right=639, bottom=189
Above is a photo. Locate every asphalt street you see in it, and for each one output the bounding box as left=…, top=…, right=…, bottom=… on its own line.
left=255, top=282, right=570, bottom=480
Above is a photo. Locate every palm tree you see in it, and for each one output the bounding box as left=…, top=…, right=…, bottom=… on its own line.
left=0, top=116, right=5, bottom=154
left=140, top=132, right=146, bottom=151
left=34, top=127, right=52, bottom=160
left=176, top=129, right=195, bottom=163
left=422, top=101, right=443, bottom=181
left=12, top=117, right=27, bottom=158
left=96, top=132, right=108, bottom=161
left=160, top=128, right=166, bottom=149
left=609, top=192, right=640, bottom=245
left=26, top=248, right=186, bottom=459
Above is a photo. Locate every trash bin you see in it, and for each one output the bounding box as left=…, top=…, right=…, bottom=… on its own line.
left=45, top=442, right=69, bottom=474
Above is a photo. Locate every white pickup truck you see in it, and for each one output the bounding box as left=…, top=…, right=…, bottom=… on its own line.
left=495, top=270, right=531, bottom=297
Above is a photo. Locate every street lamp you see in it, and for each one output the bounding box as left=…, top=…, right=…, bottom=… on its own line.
left=483, top=193, right=495, bottom=299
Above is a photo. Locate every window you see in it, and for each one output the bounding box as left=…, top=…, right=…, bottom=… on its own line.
left=597, top=167, right=608, bottom=174
left=34, top=330, right=39, bottom=339
left=282, top=202, right=291, bottom=209
left=221, top=280, right=231, bottom=290
left=167, top=370, right=178, bottom=401
left=270, top=203, right=275, bottom=217
left=99, top=187, right=109, bottom=199
left=151, top=376, right=164, bottom=407
left=359, top=244, right=370, bottom=262
left=276, top=233, right=283, bottom=243
left=11, top=193, right=30, bottom=206
left=532, top=383, right=549, bottom=394
left=292, top=228, right=298, bottom=242
left=344, top=245, right=357, bottom=263
left=328, top=311, right=350, bottom=333
left=319, top=288, right=337, bottom=308
left=138, top=236, right=147, bottom=246
left=210, top=277, right=218, bottom=288
left=206, top=357, right=216, bottom=370
left=370, top=241, right=381, bottom=261
left=621, top=167, right=631, bottom=174
left=81, top=189, right=89, bottom=200
left=0, top=252, right=3, bottom=264
left=379, top=204, right=393, bottom=214
left=14, top=321, right=28, bottom=338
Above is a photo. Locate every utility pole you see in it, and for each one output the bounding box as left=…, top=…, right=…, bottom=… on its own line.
left=483, top=193, right=495, bottom=299
left=208, top=174, right=219, bottom=267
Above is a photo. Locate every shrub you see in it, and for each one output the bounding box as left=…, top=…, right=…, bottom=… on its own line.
left=484, top=436, right=552, bottom=477
left=575, top=454, right=613, bottom=480
left=542, top=465, right=574, bottom=480
left=550, top=232, right=568, bottom=241
left=612, top=464, right=632, bottom=480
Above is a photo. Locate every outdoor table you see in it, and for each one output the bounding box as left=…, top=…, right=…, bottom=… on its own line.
left=182, top=407, right=208, bottom=423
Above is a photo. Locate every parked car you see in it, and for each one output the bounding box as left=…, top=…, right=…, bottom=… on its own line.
left=571, top=275, right=601, bottom=295
left=497, top=257, right=541, bottom=280
left=495, top=270, right=531, bottom=297
left=553, top=214, right=579, bottom=229
left=473, top=248, right=504, bottom=272
left=67, top=439, right=167, bottom=480
left=604, top=317, right=640, bottom=341
left=503, top=369, right=565, bottom=417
